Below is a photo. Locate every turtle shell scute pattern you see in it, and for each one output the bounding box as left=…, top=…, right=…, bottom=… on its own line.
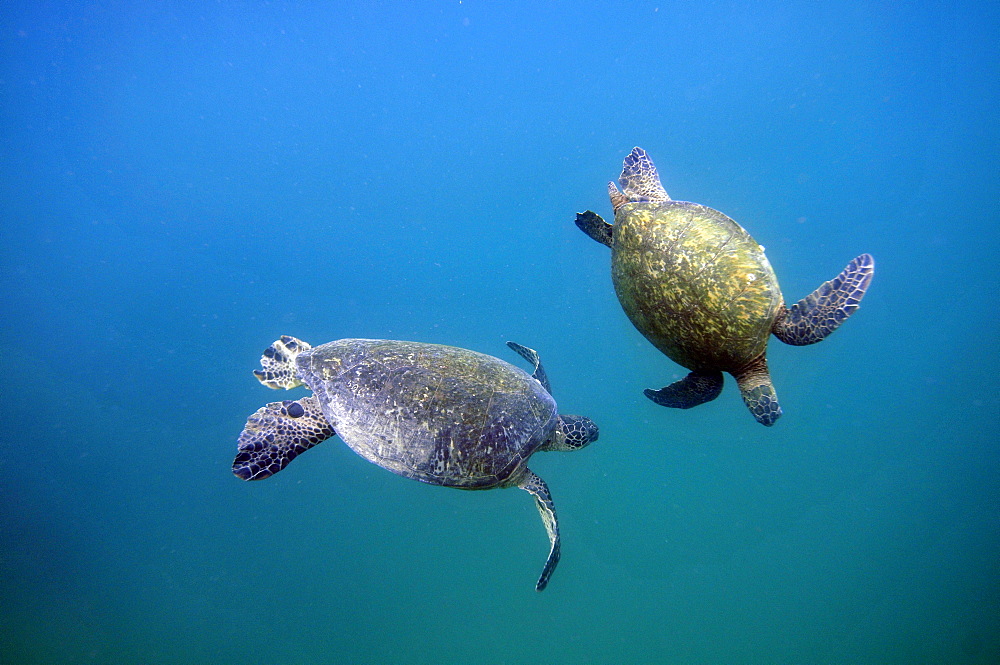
left=298, top=340, right=558, bottom=489
left=611, top=201, right=783, bottom=371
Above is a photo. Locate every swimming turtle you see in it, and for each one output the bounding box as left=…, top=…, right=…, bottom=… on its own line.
left=233, top=336, right=599, bottom=591
left=575, top=147, right=874, bottom=426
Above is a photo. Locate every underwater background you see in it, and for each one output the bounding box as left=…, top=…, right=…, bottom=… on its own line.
left=2, top=1, right=998, bottom=663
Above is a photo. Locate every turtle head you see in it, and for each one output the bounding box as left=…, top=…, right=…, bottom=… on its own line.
left=253, top=335, right=312, bottom=389
left=608, top=181, right=629, bottom=212
left=548, top=414, right=599, bottom=451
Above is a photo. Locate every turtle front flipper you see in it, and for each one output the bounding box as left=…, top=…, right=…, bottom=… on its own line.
left=733, top=357, right=782, bottom=426
left=644, top=371, right=724, bottom=409
left=516, top=469, right=561, bottom=592
left=575, top=211, right=614, bottom=248
left=233, top=396, right=334, bottom=480
left=773, top=254, right=875, bottom=346
left=619, top=146, right=671, bottom=204
left=506, top=341, right=552, bottom=394
left=253, top=335, right=312, bottom=389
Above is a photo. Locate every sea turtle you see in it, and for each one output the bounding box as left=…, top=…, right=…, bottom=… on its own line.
left=575, top=147, right=874, bottom=426
left=232, top=335, right=599, bottom=591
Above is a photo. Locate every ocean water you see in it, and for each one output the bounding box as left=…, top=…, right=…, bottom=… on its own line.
left=2, top=1, right=998, bottom=663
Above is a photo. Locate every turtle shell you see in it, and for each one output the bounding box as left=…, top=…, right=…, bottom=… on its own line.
left=295, top=339, right=557, bottom=488
left=611, top=201, right=784, bottom=372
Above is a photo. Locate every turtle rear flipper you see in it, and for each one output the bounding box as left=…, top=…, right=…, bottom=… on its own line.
left=644, top=371, right=724, bottom=409
left=233, top=396, right=333, bottom=480
left=254, top=335, right=312, bottom=389
left=774, top=254, right=874, bottom=346
left=516, top=469, right=560, bottom=592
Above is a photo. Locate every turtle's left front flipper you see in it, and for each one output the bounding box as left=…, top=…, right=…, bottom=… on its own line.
left=517, top=469, right=561, bottom=592
left=506, top=341, right=552, bottom=394
left=773, top=253, right=874, bottom=346
left=233, top=396, right=334, bottom=481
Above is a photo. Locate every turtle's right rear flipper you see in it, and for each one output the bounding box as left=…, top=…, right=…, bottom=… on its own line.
left=233, top=396, right=333, bottom=481
left=644, top=371, right=724, bottom=409
left=773, top=254, right=874, bottom=346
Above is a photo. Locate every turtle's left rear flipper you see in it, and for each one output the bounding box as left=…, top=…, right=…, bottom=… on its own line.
left=773, top=253, right=874, bottom=346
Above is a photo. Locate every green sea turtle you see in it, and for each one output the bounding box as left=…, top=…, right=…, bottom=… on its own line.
left=576, top=147, right=874, bottom=426
left=233, top=336, right=599, bottom=591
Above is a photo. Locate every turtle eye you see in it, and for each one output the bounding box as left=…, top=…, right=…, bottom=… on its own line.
left=285, top=401, right=305, bottom=418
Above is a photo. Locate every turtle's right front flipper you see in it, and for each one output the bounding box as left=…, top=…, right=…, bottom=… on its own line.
left=233, top=396, right=333, bottom=481
left=517, top=469, right=561, bottom=592
left=575, top=211, right=614, bottom=248
left=773, top=254, right=874, bottom=346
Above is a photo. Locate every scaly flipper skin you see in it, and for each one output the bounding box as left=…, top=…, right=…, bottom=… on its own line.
left=619, top=147, right=671, bottom=204
left=575, top=211, right=614, bottom=248
left=773, top=254, right=875, bottom=346
left=517, top=469, right=560, bottom=592
left=253, top=335, right=312, bottom=389
left=644, top=370, right=724, bottom=409
left=233, top=396, right=334, bottom=480
left=506, top=341, right=552, bottom=394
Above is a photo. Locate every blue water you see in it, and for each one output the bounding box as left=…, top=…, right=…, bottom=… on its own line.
left=2, top=2, right=998, bottom=663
